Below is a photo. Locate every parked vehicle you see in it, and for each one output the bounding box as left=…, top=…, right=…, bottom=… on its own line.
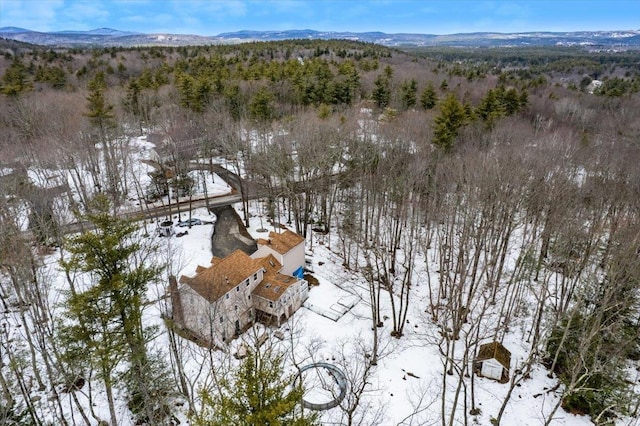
left=177, top=218, right=202, bottom=227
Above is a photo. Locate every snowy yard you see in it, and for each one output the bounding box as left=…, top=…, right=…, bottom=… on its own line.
left=2, top=131, right=636, bottom=426
left=155, top=204, right=597, bottom=426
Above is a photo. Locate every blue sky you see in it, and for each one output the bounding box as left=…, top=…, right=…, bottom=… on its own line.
left=1, top=0, right=638, bottom=35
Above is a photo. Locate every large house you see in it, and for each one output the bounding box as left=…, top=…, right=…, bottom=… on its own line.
left=170, top=229, right=309, bottom=346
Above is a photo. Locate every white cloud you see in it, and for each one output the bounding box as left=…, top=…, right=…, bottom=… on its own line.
left=0, top=0, right=64, bottom=31
left=59, top=0, right=110, bottom=29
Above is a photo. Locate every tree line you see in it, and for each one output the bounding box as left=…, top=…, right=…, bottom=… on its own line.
left=1, top=39, right=640, bottom=424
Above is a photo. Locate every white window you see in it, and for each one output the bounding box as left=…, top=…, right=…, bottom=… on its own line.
left=246, top=279, right=250, bottom=287
left=253, top=273, right=258, bottom=280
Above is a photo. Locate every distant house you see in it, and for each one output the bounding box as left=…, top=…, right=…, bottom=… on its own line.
left=474, top=341, right=511, bottom=383
left=170, top=229, right=309, bottom=346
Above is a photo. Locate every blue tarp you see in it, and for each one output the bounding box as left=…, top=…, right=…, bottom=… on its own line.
left=293, top=265, right=304, bottom=279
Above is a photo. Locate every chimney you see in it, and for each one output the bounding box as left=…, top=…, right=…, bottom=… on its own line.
left=168, top=275, right=184, bottom=325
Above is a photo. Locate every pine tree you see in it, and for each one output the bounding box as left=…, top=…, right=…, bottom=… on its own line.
left=400, top=78, right=417, bottom=110
left=86, top=71, right=115, bottom=131
left=476, top=88, right=506, bottom=129
left=193, top=342, right=318, bottom=426
left=372, top=73, right=391, bottom=109
left=420, top=81, right=437, bottom=109
left=249, top=87, right=276, bottom=122
left=59, top=194, right=172, bottom=424
left=432, top=94, right=467, bottom=153
left=0, top=57, right=32, bottom=96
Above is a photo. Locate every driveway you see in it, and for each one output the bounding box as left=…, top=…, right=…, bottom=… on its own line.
left=210, top=205, right=257, bottom=257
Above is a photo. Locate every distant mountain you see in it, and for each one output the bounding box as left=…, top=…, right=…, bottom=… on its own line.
left=1, top=27, right=640, bottom=49
left=0, top=26, right=31, bottom=33
left=55, top=27, right=139, bottom=36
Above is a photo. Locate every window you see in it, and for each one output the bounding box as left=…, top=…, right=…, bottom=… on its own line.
left=269, top=301, right=273, bottom=308
left=253, top=273, right=258, bottom=280
left=235, top=305, right=238, bottom=311
left=248, top=295, right=251, bottom=300
left=219, top=316, right=224, bottom=323
left=225, top=293, right=229, bottom=300
left=269, top=260, right=275, bottom=267
left=236, top=286, right=240, bottom=292
left=246, top=279, right=250, bottom=287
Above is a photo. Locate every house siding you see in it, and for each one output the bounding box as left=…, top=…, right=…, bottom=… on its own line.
left=178, top=269, right=264, bottom=344
left=174, top=229, right=308, bottom=345
left=252, top=242, right=304, bottom=277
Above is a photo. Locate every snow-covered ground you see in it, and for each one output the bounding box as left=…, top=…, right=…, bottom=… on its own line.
left=7, top=134, right=233, bottom=231
left=2, top=130, right=633, bottom=425
left=162, top=204, right=596, bottom=426
left=1, top=197, right=627, bottom=425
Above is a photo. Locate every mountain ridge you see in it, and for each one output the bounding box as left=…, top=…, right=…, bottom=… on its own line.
left=1, top=26, right=640, bottom=48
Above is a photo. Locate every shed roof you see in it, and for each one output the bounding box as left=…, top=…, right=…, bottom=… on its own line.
left=256, top=230, right=304, bottom=255
left=179, top=249, right=263, bottom=302
left=476, top=341, right=511, bottom=370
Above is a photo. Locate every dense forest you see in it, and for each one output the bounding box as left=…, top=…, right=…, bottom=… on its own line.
left=1, top=38, right=640, bottom=425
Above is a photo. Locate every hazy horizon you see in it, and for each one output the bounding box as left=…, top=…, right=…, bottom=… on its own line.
left=1, top=0, right=639, bottom=36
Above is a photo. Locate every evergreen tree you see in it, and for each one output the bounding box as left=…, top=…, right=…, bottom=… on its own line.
left=86, top=71, right=115, bottom=132
left=400, top=78, right=417, bottom=110
left=224, top=83, right=244, bottom=121
left=59, top=195, right=172, bottom=424
left=420, top=81, right=437, bottom=109
left=193, top=342, right=318, bottom=426
left=545, top=236, right=640, bottom=422
left=249, top=87, right=276, bottom=122
left=0, top=57, right=32, bottom=96
left=372, top=73, right=391, bottom=109
left=476, top=88, right=506, bottom=129
left=503, top=87, right=521, bottom=115
left=372, top=66, right=393, bottom=109
left=432, top=94, right=467, bottom=153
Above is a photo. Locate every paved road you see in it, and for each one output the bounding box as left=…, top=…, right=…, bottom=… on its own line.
left=60, top=192, right=243, bottom=235
left=38, top=163, right=328, bottom=239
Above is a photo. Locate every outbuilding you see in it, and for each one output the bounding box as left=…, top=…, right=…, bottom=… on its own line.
left=158, top=220, right=174, bottom=237
left=474, top=341, right=511, bottom=383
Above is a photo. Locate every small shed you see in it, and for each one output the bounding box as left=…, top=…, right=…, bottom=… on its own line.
left=474, top=341, right=511, bottom=383
left=158, top=220, right=174, bottom=237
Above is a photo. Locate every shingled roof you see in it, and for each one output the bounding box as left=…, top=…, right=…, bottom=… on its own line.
left=256, top=230, right=304, bottom=255
left=476, top=341, right=511, bottom=370
left=252, top=254, right=298, bottom=301
left=253, top=272, right=298, bottom=301
left=179, top=250, right=263, bottom=302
